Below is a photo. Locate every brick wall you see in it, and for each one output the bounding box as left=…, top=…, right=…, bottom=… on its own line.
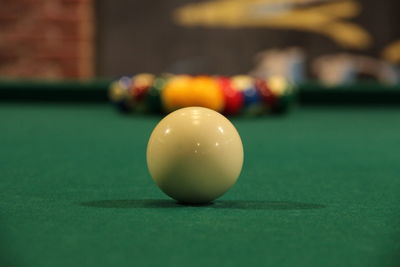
left=0, top=0, right=94, bottom=79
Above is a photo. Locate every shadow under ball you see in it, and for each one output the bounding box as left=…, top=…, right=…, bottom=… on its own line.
left=147, top=107, right=244, bottom=204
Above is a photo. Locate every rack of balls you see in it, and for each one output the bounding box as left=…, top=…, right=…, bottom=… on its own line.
left=108, top=73, right=295, bottom=116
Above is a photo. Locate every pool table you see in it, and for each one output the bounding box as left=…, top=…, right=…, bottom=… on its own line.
left=0, top=81, right=399, bottom=267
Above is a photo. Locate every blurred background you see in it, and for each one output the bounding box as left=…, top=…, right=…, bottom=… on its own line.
left=1, top=0, right=400, bottom=85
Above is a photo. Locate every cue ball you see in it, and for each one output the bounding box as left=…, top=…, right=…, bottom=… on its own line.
left=146, top=107, right=244, bottom=204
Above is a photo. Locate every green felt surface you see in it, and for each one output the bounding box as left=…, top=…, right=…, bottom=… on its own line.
left=1, top=104, right=400, bottom=267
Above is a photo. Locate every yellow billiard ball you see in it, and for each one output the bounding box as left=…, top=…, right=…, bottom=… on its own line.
left=161, top=75, right=192, bottom=112
left=146, top=107, right=244, bottom=204
left=190, top=76, right=225, bottom=112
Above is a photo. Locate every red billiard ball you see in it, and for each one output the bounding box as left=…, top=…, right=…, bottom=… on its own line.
left=254, top=78, right=277, bottom=111
left=130, top=73, right=155, bottom=112
left=217, top=76, right=244, bottom=116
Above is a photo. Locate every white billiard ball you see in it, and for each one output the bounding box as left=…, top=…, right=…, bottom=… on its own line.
left=146, top=107, right=244, bottom=204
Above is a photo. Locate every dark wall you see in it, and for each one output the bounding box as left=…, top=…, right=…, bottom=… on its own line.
left=95, top=0, right=400, bottom=77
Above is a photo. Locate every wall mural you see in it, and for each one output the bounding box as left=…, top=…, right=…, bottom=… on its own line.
left=174, top=0, right=370, bottom=50
left=172, top=0, right=400, bottom=85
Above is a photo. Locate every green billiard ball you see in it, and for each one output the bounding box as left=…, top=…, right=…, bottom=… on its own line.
left=146, top=76, right=169, bottom=114
left=268, top=76, right=295, bottom=114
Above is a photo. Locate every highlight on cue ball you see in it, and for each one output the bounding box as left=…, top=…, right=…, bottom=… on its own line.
left=146, top=107, right=244, bottom=204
